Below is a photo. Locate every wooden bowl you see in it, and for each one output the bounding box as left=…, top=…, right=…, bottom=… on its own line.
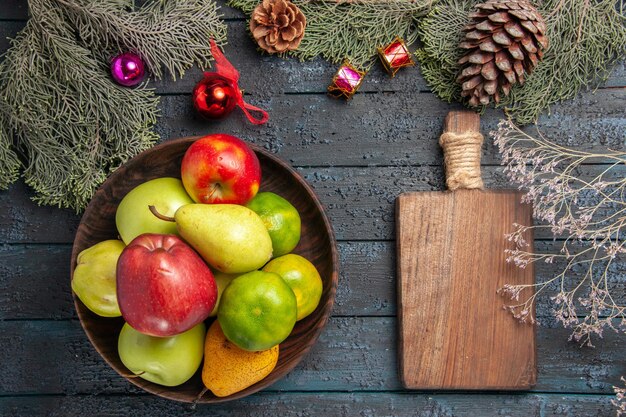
left=71, top=137, right=339, bottom=403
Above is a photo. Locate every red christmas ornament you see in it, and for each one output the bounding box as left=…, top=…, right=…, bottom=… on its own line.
left=192, top=73, right=238, bottom=120
left=192, top=40, right=269, bottom=124
left=377, top=36, right=414, bottom=77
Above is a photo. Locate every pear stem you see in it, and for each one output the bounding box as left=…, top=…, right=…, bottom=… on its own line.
left=191, top=387, right=209, bottom=409
left=148, top=205, right=175, bottom=222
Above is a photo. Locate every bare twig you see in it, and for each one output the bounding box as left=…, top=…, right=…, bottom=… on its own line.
left=492, top=119, right=626, bottom=344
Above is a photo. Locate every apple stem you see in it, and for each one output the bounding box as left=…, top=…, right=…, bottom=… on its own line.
left=208, top=183, right=221, bottom=200
left=148, top=205, right=176, bottom=222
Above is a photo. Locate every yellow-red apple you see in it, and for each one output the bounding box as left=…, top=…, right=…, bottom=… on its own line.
left=181, top=134, right=261, bottom=205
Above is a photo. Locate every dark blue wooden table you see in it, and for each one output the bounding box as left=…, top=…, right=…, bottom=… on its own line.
left=1, top=1, right=625, bottom=415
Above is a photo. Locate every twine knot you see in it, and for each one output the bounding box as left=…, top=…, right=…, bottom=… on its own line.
left=439, top=131, right=484, bottom=190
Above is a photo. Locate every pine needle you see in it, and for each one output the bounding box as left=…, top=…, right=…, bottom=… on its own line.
left=0, top=0, right=227, bottom=210
left=416, top=0, right=626, bottom=124
left=52, top=0, right=228, bottom=80
left=229, top=0, right=433, bottom=69
left=0, top=116, right=20, bottom=190
left=415, top=0, right=472, bottom=103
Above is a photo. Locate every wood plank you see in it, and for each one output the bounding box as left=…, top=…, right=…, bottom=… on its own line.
left=154, top=90, right=625, bottom=167
left=0, top=392, right=617, bottom=417
left=0, top=1, right=27, bottom=21
left=304, top=165, right=625, bottom=241
left=0, top=181, right=79, bottom=244
left=1, top=240, right=624, bottom=320
left=0, top=33, right=621, bottom=166
left=0, top=24, right=623, bottom=167
left=0, top=319, right=623, bottom=396
left=0, top=393, right=619, bottom=417
left=0, top=244, right=76, bottom=319
left=1, top=165, right=624, bottom=243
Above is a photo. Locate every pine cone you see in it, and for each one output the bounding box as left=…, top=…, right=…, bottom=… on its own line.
left=456, top=0, right=548, bottom=107
left=250, top=0, right=306, bottom=54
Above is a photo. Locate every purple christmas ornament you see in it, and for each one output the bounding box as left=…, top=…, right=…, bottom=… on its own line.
left=110, top=52, right=145, bottom=87
left=327, top=60, right=366, bottom=100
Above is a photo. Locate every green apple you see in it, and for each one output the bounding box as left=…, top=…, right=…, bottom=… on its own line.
left=115, top=177, right=193, bottom=244
left=118, top=322, right=206, bottom=387
left=72, top=239, right=125, bottom=317
left=208, top=271, right=239, bottom=317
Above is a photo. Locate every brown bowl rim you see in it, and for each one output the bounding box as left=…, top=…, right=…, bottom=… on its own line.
left=70, top=136, right=339, bottom=403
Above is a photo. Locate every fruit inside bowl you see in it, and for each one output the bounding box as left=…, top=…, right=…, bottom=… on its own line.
left=70, top=135, right=338, bottom=403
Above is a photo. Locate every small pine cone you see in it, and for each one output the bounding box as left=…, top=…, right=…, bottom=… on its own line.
left=250, top=0, right=306, bottom=54
left=456, top=0, right=548, bottom=107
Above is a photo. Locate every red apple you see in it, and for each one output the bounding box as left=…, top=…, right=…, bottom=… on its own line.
left=181, top=134, right=261, bottom=205
left=117, top=234, right=217, bottom=337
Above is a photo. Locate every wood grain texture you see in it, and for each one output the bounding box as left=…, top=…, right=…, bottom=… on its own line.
left=6, top=18, right=617, bottom=168
left=2, top=164, right=625, bottom=244
left=0, top=319, right=624, bottom=396
left=2, top=240, right=625, bottom=321
left=397, top=111, right=536, bottom=390
left=0, top=1, right=624, bottom=414
left=397, top=190, right=536, bottom=390
left=3, top=240, right=626, bottom=321
left=0, top=392, right=618, bottom=417
left=155, top=90, right=625, bottom=166
left=70, top=137, right=338, bottom=403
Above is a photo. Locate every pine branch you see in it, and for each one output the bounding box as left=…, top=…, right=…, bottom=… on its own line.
left=0, top=0, right=228, bottom=209
left=415, top=0, right=472, bottom=102
left=0, top=112, right=21, bottom=190
left=505, top=0, right=626, bottom=123
left=416, top=0, right=626, bottom=124
left=229, top=0, right=433, bottom=68
left=50, top=0, right=228, bottom=80
left=0, top=2, right=159, bottom=209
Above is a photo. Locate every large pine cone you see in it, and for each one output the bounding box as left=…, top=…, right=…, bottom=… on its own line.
left=457, top=0, right=548, bottom=107
left=250, top=0, right=306, bottom=54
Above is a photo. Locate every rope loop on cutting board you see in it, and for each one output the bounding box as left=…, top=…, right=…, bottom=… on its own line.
left=439, top=131, right=484, bottom=191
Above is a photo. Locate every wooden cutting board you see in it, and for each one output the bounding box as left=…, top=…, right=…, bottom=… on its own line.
left=396, top=111, right=536, bottom=390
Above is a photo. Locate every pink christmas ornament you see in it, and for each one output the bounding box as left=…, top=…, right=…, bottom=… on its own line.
left=110, top=52, right=145, bottom=87
left=327, top=60, right=366, bottom=100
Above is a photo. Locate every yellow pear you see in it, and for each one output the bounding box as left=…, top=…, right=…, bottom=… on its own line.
left=202, top=320, right=278, bottom=397
left=175, top=204, right=273, bottom=274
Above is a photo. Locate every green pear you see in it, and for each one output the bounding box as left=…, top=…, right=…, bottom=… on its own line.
left=72, top=240, right=125, bottom=317
left=175, top=204, right=273, bottom=274
left=208, top=270, right=239, bottom=317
